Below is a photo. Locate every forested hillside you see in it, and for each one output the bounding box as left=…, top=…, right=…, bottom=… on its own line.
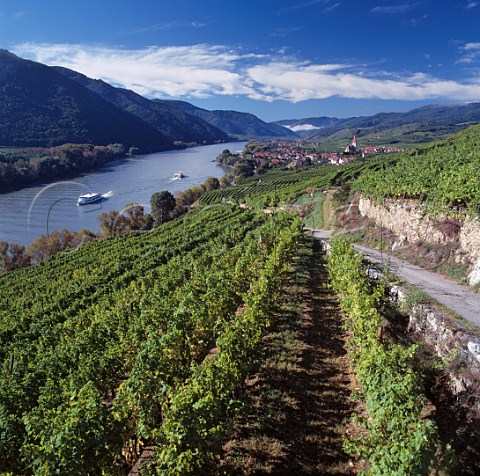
left=169, top=100, right=299, bottom=139
left=0, top=50, right=171, bottom=150
left=54, top=67, right=230, bottom=144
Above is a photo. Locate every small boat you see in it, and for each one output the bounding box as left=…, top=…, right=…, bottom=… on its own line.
left=77, top=192, right=103, bottom=206
left=172, top=171, right=185, bottom=180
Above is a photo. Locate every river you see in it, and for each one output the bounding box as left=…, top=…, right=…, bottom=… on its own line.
left=0, top=141, right=245, bottom=246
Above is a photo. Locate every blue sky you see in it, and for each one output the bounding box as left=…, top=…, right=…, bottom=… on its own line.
left=1, top=0, right=480, bottom=121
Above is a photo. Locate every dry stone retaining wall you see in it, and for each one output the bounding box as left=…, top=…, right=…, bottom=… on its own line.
left=358, top=197, right=480, bottom=286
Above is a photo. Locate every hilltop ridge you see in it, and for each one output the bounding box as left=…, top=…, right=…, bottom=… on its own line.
left=275, top=102, right=480, bottom=146
left=0, top=50, right=171, bottom=150
left=53, top=67, right=230, bottom=145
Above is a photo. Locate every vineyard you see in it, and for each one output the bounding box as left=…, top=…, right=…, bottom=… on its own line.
left=326, top=239, right=440, bottom=475
left=199, top=154, right=400, bottom=208
left=353, top=124, right=480, bottom=216
left=2, top=124, right=480, bottom=474
left=0, top=205, right=302, bottom=474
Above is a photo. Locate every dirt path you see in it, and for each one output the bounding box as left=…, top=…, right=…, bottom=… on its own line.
left=217, top=238, right=356, bottom=475
left=353, top=243, right=480, bottom=327
left=308, top=229, right=480, bottom=329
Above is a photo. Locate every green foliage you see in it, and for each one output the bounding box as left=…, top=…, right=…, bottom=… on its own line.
left=203, top=176, right=220, bottom=192
left=354, top=124, right=480, bottom=216
left=0, top=143, right=126, bottom=188
left=200, top=154, right=398, bottom=208
left=150, top=190, right=176, bottom=225
left=308, top=103, right=480, bottom=145
left=154, top=214, right=302, bottom=474
left=23, top=380, right=121, bottom=475
left=326, top=238, right=438, bottom=475
left=0, top=205, right=300, bottom=474
left=216, top=148, right=239, bottom=166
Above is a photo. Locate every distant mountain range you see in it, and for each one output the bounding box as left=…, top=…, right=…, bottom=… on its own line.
left=275, top=103, right=480, bottom=146
left=169, top=101, right=299, bottom=140
left=0, top=49, right=171, bottom=150
left=0, top=49, right=297, bottom=149
left=53, top=67, right=230, bottom=145
left=2, top=49, right=480, bottom=151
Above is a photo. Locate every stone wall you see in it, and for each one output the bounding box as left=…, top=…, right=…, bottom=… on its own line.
left=400, top=293, right=480, bottom=412
left=358, top=197, right=480, bottom=286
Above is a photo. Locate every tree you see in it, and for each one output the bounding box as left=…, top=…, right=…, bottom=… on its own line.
left=150, top=190, right=176, bottom=226
left=220, top=174, right=234, bottom=189
left=123, top=203, right=147, bottom=231
left=97, top=210, right=128, bottom=237
left=27, top=229, right=95, bottom=262
left=203, top=177, right=220, bottom=192
left=233, top=160, right=255, bottom=180
left=0, top=241, right=31, bottom=273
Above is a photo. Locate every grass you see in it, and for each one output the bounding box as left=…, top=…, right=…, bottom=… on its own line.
left=297, top=191, right=325, bottom=229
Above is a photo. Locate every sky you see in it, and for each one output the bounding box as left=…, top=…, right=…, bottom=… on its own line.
left=1, top=0, right=480, bottom=122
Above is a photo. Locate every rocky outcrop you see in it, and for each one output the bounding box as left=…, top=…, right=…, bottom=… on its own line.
left=460, top=220, right=480, bottom=286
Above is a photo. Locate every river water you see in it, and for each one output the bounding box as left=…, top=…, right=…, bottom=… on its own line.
left=0, top=142, right=244, bottom=246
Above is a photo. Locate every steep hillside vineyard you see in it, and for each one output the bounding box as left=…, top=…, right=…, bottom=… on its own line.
left=0, top=205, right=301, bottom=474
left=200, top=154, right=399, bottom=207
left=354, top=124, right=480, bottom=216
left=326, top=239, right=437, bottom=474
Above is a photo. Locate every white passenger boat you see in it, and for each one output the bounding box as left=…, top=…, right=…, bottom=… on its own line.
left=77, top=192, right=103, bottom=206
left=172, top=171, right=185, bottom=180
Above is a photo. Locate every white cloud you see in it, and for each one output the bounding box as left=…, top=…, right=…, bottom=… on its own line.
left=287, top=124, right=322, bottom=132
left=270, top=26, right=303, bottom=38
left=464, top=42, right=480, bottom=50
left=14, top=43, right=255, bottom=99
left=12, top=42, right=480, bottom=104
left=247, top=62, right=480, bottom=102
left=12, top=10, right=31, bottom=19
left=465, top=1, right=479, bottom=9
left=371, top=2, right=419, bottom=14
left=277, top=0, right=331, bottom=14
left=457, top=42, right=480, bottom=64
left=325, top=3, right=341, bottom=12
left=131, top=21, right=207, bottom=34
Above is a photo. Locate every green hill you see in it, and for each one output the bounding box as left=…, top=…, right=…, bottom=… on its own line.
left=168, top=100, right=299, bottom=139
left=54, top=67, right=230, bottom=144
left=0, top=50, right=172, bottom=150
left=306, top=103, right=480, bottom=148
left=353, top=123, right=480, bottom=216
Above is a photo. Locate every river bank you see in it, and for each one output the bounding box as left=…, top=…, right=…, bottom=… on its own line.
left=0, top=141, right=245, bottom=246
left=0, top=141, right=238, bottom=194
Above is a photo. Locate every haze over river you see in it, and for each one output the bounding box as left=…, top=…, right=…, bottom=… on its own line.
left=0, top=142, right=245, bottom=246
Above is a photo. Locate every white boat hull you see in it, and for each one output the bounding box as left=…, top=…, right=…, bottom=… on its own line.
left=77, top=193, right=103, bottom=206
